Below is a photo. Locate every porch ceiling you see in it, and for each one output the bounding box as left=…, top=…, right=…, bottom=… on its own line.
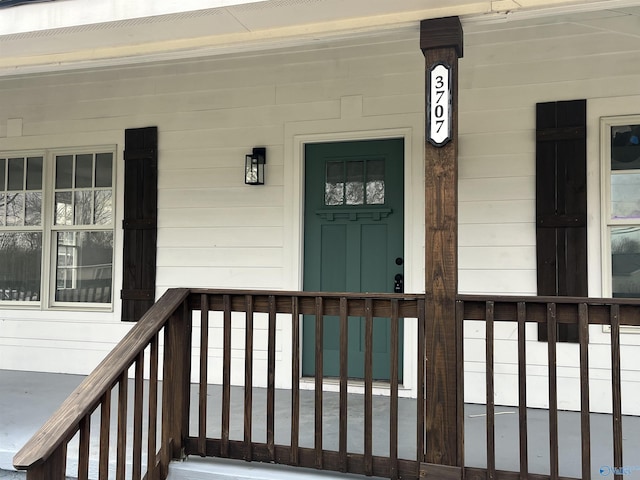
left=0, top=0, right=640, bottom=76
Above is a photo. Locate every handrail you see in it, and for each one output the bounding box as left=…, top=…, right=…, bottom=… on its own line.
left=13, top=288, right=189, bottom=471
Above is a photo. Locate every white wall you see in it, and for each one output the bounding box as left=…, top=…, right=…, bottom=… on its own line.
left=459, top=11, right=640, bottom=414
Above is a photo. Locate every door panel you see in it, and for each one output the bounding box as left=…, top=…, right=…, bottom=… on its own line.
left=302, top=138, right=404, bottom=381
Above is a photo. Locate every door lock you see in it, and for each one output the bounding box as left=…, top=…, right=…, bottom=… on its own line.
left=394, top=274, right=404, bottom=293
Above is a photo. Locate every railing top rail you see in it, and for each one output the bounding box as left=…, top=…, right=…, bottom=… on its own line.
left=189, top=288, right=425, bottom=300
left=13, top=288, right=190, bottom=471
left=457, top=293, right=640, bottom=307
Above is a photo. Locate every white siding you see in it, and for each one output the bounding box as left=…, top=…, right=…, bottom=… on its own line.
left=460, top=12, right=640, bottom=413
left=0, top=32, right=425, bottom=388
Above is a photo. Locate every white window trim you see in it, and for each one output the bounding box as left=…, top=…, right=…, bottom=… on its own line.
left=0, top=145, right=116, bottom=311
left=600, top=114, right=640, bottom=333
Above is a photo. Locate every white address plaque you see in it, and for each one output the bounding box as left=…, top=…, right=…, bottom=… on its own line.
left=428, top=62, right=452, bottom=147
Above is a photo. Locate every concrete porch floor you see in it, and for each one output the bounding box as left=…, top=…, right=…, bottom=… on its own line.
left=1, top=369, right=639, bottom=479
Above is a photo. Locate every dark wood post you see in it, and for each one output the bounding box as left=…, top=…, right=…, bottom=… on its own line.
left=420, top=16, right=463, bottom=469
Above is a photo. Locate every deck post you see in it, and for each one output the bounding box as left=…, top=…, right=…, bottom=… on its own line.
left=420, top=17, right=463, bottom=469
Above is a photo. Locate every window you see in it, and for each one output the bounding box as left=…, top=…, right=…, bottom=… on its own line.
left=602, top=116, right=640, bottom=299
left=0, top=148, right=115, bottom=307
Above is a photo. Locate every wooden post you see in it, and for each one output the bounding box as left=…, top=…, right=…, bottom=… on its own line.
left=420, top=16, right=463, bottom=468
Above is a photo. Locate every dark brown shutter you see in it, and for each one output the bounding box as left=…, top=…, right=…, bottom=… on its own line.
left=536, top=100, right=587, bottom=342
left=121, top=126, right=158, bottom=322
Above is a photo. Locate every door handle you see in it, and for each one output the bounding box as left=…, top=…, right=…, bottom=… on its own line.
left=394, top=274, right=404, bottom=293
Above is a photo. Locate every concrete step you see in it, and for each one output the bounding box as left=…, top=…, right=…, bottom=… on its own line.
left=168, top=457, right=385, bottom=480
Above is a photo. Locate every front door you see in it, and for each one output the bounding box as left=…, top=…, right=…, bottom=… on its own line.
left=302, top=138, right=404, bottom=381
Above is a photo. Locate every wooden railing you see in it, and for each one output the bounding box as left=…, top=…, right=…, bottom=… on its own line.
left=13, top=288, right=431, bottom=480
left=13, top=290, right=637, bottom=480
left=457, top=294, right=640, bottom=480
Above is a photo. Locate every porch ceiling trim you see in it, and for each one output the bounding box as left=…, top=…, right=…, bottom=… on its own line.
left=1, top=0, right=640, bottom=77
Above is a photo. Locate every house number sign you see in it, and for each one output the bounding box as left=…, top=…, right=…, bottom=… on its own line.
left=428, top=62, right=452, bottom=147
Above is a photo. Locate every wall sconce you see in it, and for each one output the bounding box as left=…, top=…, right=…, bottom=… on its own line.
left=245, top=147, right=266, bottom=185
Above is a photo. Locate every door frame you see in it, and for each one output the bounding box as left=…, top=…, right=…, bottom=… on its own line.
left=285, top=119, right=423, bottom=394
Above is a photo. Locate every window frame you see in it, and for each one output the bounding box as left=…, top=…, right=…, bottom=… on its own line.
left=0, top=145, right=116, bottom=311
left=601, top=114, right=640, bottom=332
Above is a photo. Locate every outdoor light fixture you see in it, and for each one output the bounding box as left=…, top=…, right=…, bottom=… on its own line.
left=245, top=147, right=266, bottom=185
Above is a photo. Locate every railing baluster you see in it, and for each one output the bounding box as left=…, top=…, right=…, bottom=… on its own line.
left=486, top=301, right=495, bottom=480
left=547, top=303, right=559, bottom=480
left=364, top=298, right=374, bottom=477
left=221, top=294, right=232, bottom=458
left=314, top=296, right=324, bottom=469
left=417, top=298, right=426, bottom=467
left=198, top=293, right=209, bottom=457
left=132, top=351, right=144, bottom=480
left=456, top=299, right=465, bottom=469
left=148, top=333, right=159, bottom=480
left=116, top=371, right=128, bottom=480
left=77, top=416, right=90, bottom=480
left=291, top=296, right=300, bottom=466
left=339, top=297, right=349, bottom=473
left=267, top=295, right=277, bottom=462
left=611, top=304, right=623, bottom=479
left=517, top=302, right=529, bottom=479
left=244, top=295, right=254, bottom=461
left=389, top=299, right=399, bottom=480
left=198, top=294, right=209, bottom=457
left=99, top=391, right=111, bottom=480
left=579, top=303, right=591, bottom=480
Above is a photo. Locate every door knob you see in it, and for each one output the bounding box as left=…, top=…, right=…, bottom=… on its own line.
left=394, top=274, right=404, bottom=293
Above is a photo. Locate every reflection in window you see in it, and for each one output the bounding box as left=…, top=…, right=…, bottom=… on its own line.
left=0, top=232, right=42, bottom=301
left=56, top=231, right=113, bottom=303
left=324, top=158, right=385, bottom=206
left=0, top=156, right=43, bottom=228
left=611, top=227, right=640, bottom=298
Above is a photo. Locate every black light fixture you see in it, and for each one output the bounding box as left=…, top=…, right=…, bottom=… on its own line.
left=245, top=147, right=266, bottom=185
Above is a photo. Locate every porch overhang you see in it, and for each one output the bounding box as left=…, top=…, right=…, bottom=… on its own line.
left=1, top=0, right=640, bottom=77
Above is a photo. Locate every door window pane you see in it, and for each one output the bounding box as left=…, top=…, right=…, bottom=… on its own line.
left=345, top=161, right=364, bottom=205
left=55, top=231, right=113, bottom=303
left=0, top=232, right=42, bottom=301
left=325, top=161, right=344, bottom=206
left=611, top=227, right=640, bottom=298
left=366, top=159, right=385, bottom=205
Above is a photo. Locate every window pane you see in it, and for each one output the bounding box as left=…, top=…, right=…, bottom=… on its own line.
left=75, top=154, right=93, bottom=188
left=55, top=231, right=113, bottom=303
left=0, top=232, right=41, bottom=301
left=7, top=158, right=24, bottom=190
left=0, top=159, right=5, bottom=190
left=366, top=159, right=385, bottom=205
left=94, top=190, right=113, bottom=225
left=55, top=192, right=73, bottom=225
left=26, top=157, right=43, bottom=190
left=56, top=155, right=73, bottom=189
left=612, top=124, right=640, bottom=170
left=325, top=161, right=344, bottom=206
left=6, top=193, right=24, bottom=226
left=345, top=161, right=364, bottom=205
left=611, top=173, right=640, bottom=219
left=0, top=193, right=4, bottom=226
left=25, top=192, right=42, bottom=226
left=95, top=153, right=113, bottom=188
left=611, top=227, right=640, bottom=298
left=74, top=191, right=92, bottom=225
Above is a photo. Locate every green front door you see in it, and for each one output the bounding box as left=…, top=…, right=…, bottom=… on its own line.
left=302, top=138, right=404, bottom=381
